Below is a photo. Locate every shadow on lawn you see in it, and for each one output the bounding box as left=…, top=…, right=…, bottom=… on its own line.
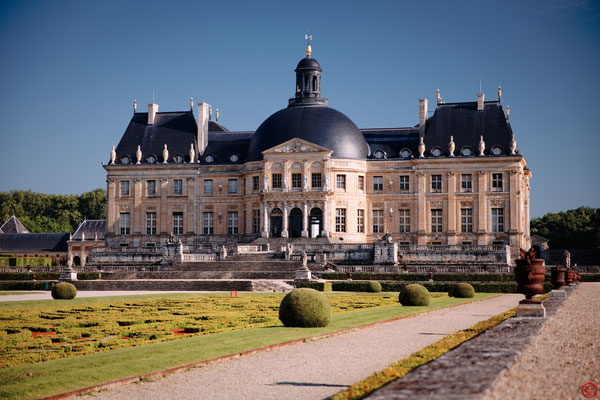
left=271, top=381, right=348, bottom=388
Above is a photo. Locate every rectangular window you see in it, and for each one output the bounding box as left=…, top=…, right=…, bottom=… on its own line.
left=228, top=179, right=238, bottom=194
left=272, top=173, right=282, bottom=189
left=372, top=210, right=384, bottom=233
left=461, top=174, right=472, bottom=192
left=431, top=209, right=443, bottom=233
left=253, top=176, right=259, bottom=192
left=292, top=173, right=302, bottom=188
left=492, top=208, right=504, bottom=233
left=431, top=175, right=442, bottom=192
left=357, top=209, right=365, bottom=233
left=336, top=174, right=346, bottom=190
left=373, top=176, right=383, bottom=191
left=204, top=179, right=213, bottom=194
left=461, top=208, right=473, bottom=233
left=119, top=213, right=130, bottom=235
left=492, top=173, right=503, bottom=191
left=358, top=175, right=365, bottom=191
left=335, top=208, right=346, bottom=232
left=120, top=181, right=130, bottom=197
left=173, top=179, right=183, bottom=195
left=398, top=209, right=410, bottom=233
left=228, top=212, right=239, bottom=235
left=311, top=172, right=322, bottom=188
left=147, top=180, right=156, bottom=196
left=172, top=212, right=183, bottom=235
left=399, top=175, right=409, bottom=191
left=146, top=212, right=156, bottom=235
left=203, top=212, right=214, bottom=235
left=252, top=210, right=260, bottom=234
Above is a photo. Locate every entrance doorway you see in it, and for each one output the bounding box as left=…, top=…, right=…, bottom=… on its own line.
left=270, top=208, right=282, bottom=237
left=289, top=208, right=302, bottom=238
left=309, top=207, right=323, bottom=238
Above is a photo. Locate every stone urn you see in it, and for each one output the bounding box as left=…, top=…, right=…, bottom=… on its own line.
left=514, top=248, right=546, bottom=301
left=565, top=269, right=574, bottom=285
left=550, top=267, right=566, bottom=290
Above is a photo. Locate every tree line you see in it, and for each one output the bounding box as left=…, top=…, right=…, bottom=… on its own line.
left=0, top=189, right=106, bottom=233
left=531, top=207, right=600, bottom=249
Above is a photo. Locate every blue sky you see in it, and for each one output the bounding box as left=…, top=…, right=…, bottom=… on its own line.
left=0, top=0, right=598, bottom=218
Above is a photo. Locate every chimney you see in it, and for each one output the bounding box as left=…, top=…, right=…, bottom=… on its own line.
left=419, top=98, right=428, bottom=126
left=148, top=103, right=159, bottom=125
left=197, top=101, right=209, bottom=155
left=477, top=93, right=485, bottom=111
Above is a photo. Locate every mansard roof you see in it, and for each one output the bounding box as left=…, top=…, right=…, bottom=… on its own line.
left=362, top=127, right=420, bottom=159
left=0, top=233, right=69, bottom=253
left=72, top=220, right=106, bottom=241
left=0, top=216, right=29, bottom=234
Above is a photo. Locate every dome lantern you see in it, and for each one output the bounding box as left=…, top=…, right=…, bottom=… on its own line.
left=289, top=42, right=327, bottom=107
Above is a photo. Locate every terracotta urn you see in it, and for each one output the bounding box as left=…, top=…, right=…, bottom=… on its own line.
left=565, top=269, right=574, bottom=285
left=514, top=258, right=546, bottom=300
left=550, top=267, right=566, bottom=290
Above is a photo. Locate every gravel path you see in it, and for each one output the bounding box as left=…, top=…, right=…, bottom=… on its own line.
left=86, top=294, right=522, bottom=400
left=483, top=283, right=600, bottom=400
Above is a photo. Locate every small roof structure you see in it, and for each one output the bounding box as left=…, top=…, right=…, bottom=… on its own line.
left=0, top=215, right=29, bottom=234
left=71, top=220, right=106, bottom=241
left=0, top=233, right=69, bottom=253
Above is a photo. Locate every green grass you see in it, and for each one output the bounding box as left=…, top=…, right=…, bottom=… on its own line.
left=0, top=293, right=497, bottom=399
left=0, top=292, right=41, bottom=296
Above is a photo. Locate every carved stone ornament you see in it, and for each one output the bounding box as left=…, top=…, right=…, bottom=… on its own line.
left=478, top=135, right=485, bottom=156
left=418, top=136, right=425, bottom=158
left=400, top=202, right=409, bottom=207
left=461, top=201, right=474, bottom=207
left=163, top=144, right=169, bottom=164
left=283, top=175, right=289, bottom=190
left=388, top=178, right=393, bottom=188
left=136, top=145, right=142, bottom=164
left=172, top=204, right=184, bottom=211
left=119, top=205, right=130, bottom=212
left=448, top=136, right=455, bottom=157
left=430, top=201, right=443, bottom=207
left=292, top=162, right=302, bottom=169
left=263, top=175, right=268, bottom=190
left=273, top=139, right=318, bottom=153
left=324, top=175, right=330, bottom=191
left=490, top=199, right=504, bottom=206
left=189, top=143, right=195, bottom=163
left=303, top=175, right=308, bottom=190
left=133, top=178, right=141, bottom=183
left=110, top=145, right=116, bottom=165
left=509, top=134, right=517, bottom=155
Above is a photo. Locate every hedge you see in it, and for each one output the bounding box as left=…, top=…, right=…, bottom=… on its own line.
left=581, top=274, right=600, bottom=282
left=0, top=257, right=53, bottom=267
left=0, top=272, right=100, bottom=281
left=320, top=273, right=518, bottom=282
left=299, top=281, right=332, bottom=292
left=323, top=281, right=553, bottom=294
left=0, top=281, right=56, bottom=290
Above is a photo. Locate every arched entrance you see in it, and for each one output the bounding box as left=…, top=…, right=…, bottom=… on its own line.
left=310, top=207, right=323, bottom=238
left=270, top=208, right=283, bottom=237
left=289, top=208, right=302, bottom=238
left=73, top=256, right=81, bottom=266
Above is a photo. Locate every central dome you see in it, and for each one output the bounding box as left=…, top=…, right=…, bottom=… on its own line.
left=247, top=52, right=369, bottom=161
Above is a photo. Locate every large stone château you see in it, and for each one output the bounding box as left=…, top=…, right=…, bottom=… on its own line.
left=104, top=45, right=531, bottom=262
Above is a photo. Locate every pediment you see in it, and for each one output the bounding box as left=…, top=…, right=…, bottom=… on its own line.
left=262, top=138, right=332, bottom=155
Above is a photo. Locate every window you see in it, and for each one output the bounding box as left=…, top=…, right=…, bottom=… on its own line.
left=228, top=179, right=238, bottom=194
left=173, top=179, right=183, bottom=195
left=372, top=210, right=384, bottom=233
left=491, top=146, right=503, bottom=155
left=399, top=175, right=409, bottom=191
left=461, top=174, right=472, bottom=192
left=146, top=212, right=156, bottom=235
left=431, top=175, right=442, bottom=192
left=461, top=147, right=473, bottom=156
left=358, top=175, right=364, bottom=191
left=173, top=155, right=184, bottom=163
left=492, top=173, right=503, bottom=191
left=292, top=173, right=302, bottom=188
left=400, top=149, right=412, bottom=158
left=399, top=209, right=410, bottom=233
left=253, top=176, right=259, bottom=192
left=252, top=210, right=260, bottom=233
left=146, top=155, right=156, bottom=164
left=431, top=209, right=443, bottom=233
left=335, top=208, right=346, bottom=232
left=336, top=174, right=346, bottom=190
left=228, top=212, right=239, bottom=235
left=173, top=212, right=183, bottom=235
left=431, top=147, right=442, bottom=157
left=204, top=179, right=213, bottom=194
left=373, top=176, right=383, bottom=191
left=461, top=208, right=473, bottom=233
left=120, top=181, right=130, bottom=197
left=229, top=154, right=239, bottom=162
left=147, top=180, right=156, bottom=196
left=311, top=173, right=322, bottom=188
left=204, top=155, right=214, bottom=163
left=120, top=156, right=130, bottom=164
left=374, top=150, right=385, bottom=159
left=357, top=209, right=365, bottom=233
left=203, top=212, right=214, bottom=235
left=492, top=208, right=504, bottom=233
left=272, top=173, right=282, bottom=189
left=119, top=213, right=130, bottom=235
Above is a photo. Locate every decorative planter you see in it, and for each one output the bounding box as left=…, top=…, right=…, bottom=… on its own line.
left=550, top=267, right=566, bottom=290
left=565, top=269, right=574, bottom=285
left=514, top=258, right=546, bottom=300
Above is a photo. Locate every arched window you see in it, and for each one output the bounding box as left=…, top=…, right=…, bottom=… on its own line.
left=312, top=76, right=317, bottom=92
left=304, top=76, right=309, bottom=91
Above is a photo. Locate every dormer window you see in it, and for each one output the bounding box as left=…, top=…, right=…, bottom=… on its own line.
left=373, top=150, right=385, bottom=159
left=120, top=156, right=131, bottom=164
left=173, top=154, right=184, bottom=163
left=400, top=148, right=412, bottom=158
left=431, top=147, right=442, bottom=157
left=461, top=147, right=473, bottom=156
left=491, top=146, right=503, bottom=156
left=204, top=155, right=214, bottom=163
left=146, top=155, right=157, bottom=164
left=229, top=154, right=239, bottom=163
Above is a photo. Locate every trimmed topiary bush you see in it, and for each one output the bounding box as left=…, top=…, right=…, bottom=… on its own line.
left=449, top=283, right=475, bottom=298
left=279, top=288, right=332, bottom=327
left=367, top=281, right=382, bottom=293
left=399, top=284, right=430, bottom=306
left=51, top=282, right=77, bottom=300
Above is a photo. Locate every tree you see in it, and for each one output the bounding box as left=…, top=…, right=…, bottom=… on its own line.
left=531, top=207, right=600, bottom=249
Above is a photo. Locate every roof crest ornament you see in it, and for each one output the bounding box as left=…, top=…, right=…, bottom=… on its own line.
left=209, top=105, right=213, bottom=120
left=136, top=145, right=142, bottom=164
left=448, top=136, right=455, bottom=157
left=305, top=31, right=312, bottom=57
left=189, top=143, right=196, bottom=163
left=506, top=105, right=510, bottom=119
left=478, top=135, right=486, bottom=156
left=133, top=99, right=137, bottom=113
left=163, top=144, right=169, bottom=164
left=190, top=97, right=194, bottom=110
left=110, top=145, right=116, bottom=165
left=418, top=136, right=425, bottom=158
left=216, top=108, right=219, bottom=121
left=436, top=89, right=443, bottom=104
left=497, top=85, right=502, bottom=101
left=509, top=133, right=517, bottom=155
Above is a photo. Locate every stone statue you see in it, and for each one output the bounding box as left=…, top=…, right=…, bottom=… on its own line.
left=283, top=175, right=289, bottom=190
left=301, top=250, right=308, bottom=269
left=81, top=232, right=85, bottom=241
left=563, top=250, right=571, bottom=268
left=324, top=175, right=330, bottom=191
left=220, top=245, right=228, bottom=260
left=303, top=175, right=308, bottom=190
left=189, top=143, right=195, bottom=163
left=418, top=136, right=425, bottom=158
left=136, top=145, right=142, bottom=164
left=263, top=175, right=268, bottom=191
left=163, top=144, right=169, bottom=164
left=509, top=133, right=517, bottom=155
left=388, top=178, right=393, bottom=188
left=478, top=135, right=485, bottom=156
left=448, top=136, right=455, bottom=157
left=110, top=145, right=116, bottom=165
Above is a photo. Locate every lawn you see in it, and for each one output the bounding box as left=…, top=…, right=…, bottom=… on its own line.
left=0, top=292, right=498, bottom=399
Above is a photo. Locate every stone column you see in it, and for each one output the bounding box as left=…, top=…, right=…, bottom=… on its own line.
left=416, top=172, right=426, bottom=244
left=133, top=178, right=142, bottom=235
left=261, top=202, right=269, bottom=238
left=321, top=199, right=328, bottom=237
left=160, top=178, right=169, bottom=235
left=301, top=202, right=309, bottom=237
left=186, top=177, right=196, bottom=234
left=509, top=170, right=518, bottom=234
left=282, top=202, right=289, bottom=238
left=107, top=179, right=117, bottom=234
left=477, top=171, right=487, bottom=245
left=446, top=172, right=457, bottom=244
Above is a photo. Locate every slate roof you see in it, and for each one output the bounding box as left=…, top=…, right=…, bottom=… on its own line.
left=362, top=127, right=420, bottom=159
left=0, top=233, right=69, bottom=253
left=72, top=220, right=106, bottom=241
left=0, top=216, right=30, bottom=234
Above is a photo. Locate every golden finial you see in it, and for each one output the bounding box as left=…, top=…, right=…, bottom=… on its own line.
left=216, top=108, right=219, bottom=121
left=209, top=105, right=213, bottom=120
left=436, top=89, right=441, bottom=103
left=497, top=85, right=502, bottom=101
left=190, top=97, right=193, bottom=110
left=305, top=32, right=312, bottom=57
left=506, top=105, right=510, bottom=119
left=133, top=99, right=137, bottom=112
